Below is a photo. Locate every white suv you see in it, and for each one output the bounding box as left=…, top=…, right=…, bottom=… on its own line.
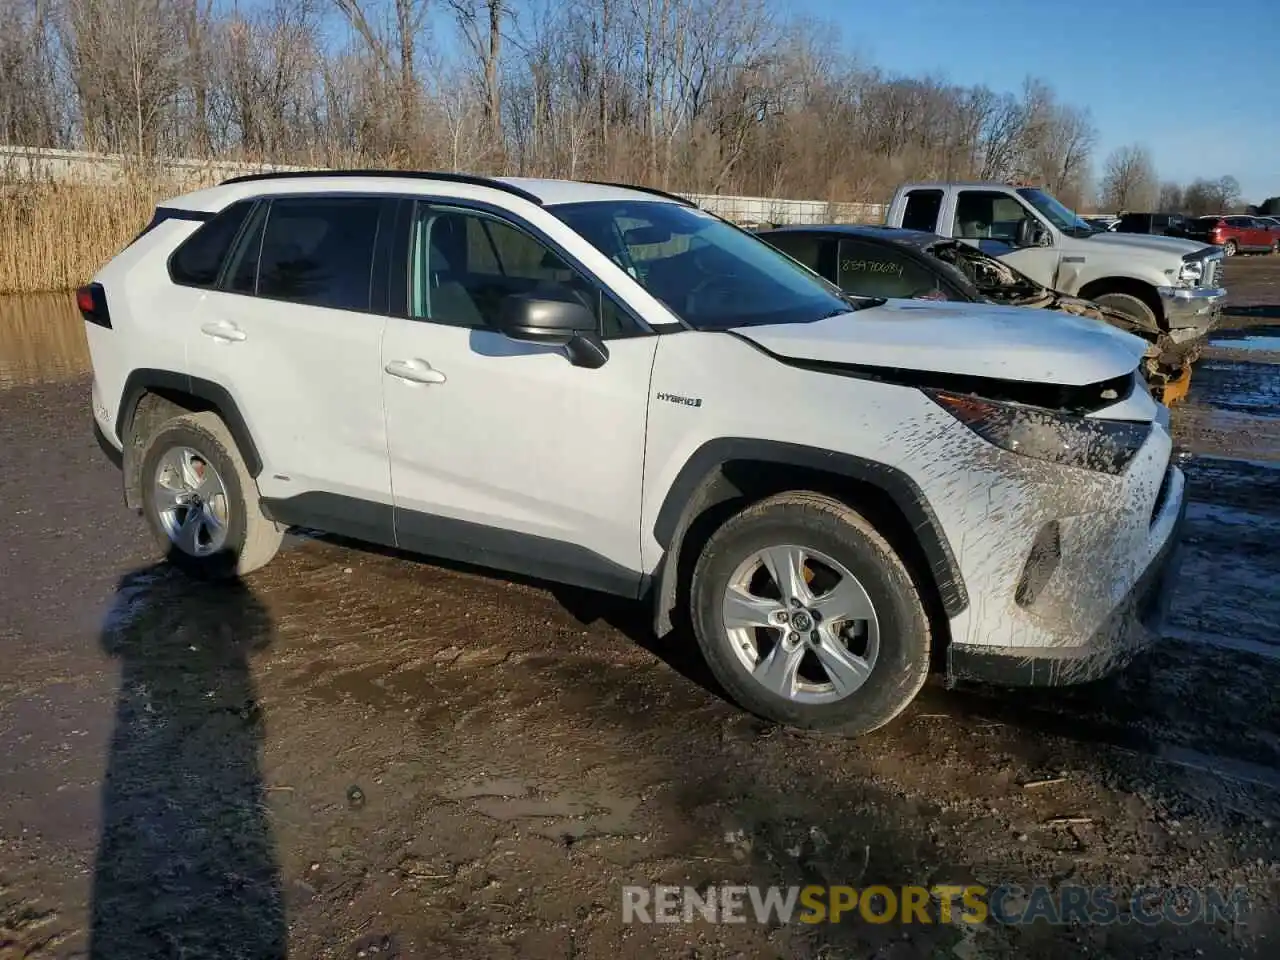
left=81, top=171, right=1187, bottom=735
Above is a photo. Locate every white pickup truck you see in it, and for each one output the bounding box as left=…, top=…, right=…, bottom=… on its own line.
left=884, top=182, right=1225, bottom=351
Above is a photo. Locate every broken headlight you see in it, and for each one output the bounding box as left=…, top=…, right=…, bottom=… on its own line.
left=927, top=390, right=1151, bottom=475
left=1176, top=259, right=1204, bottom=286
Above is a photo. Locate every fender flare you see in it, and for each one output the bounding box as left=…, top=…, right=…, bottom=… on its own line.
left=649, top=438, right=969, bottom=636
left=116, top=368, right=263, bottom=477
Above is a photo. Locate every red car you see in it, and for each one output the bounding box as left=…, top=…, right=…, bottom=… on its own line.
left=1186, top=215, right=1279, bottom=256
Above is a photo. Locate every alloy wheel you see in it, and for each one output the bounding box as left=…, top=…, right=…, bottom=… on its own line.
left=721, top=544, right=879, bottom=704
left=153, top=446, right=230, bottom=557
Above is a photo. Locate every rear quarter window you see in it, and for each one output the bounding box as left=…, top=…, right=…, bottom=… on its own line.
left=168, top=201, right=256, bottom=287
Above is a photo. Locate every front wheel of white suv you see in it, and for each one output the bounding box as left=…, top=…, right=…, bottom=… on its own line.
left=139, top=411, right=283, bottom=579
left=690, top=492, right=931, bottom=736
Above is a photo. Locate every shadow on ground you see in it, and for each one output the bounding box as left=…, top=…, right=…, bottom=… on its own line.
left=142, top=531, right=1278, bottom=958
left=89, top=563, right=285, bottom=960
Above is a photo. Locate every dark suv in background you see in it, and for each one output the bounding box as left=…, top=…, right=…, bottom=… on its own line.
left=1114, top=213, right=1191, bottom=238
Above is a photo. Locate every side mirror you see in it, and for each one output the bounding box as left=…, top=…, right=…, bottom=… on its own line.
left=1017, top=219, right=1051, bottom=248
left=495, top=294, right=608, bottom=369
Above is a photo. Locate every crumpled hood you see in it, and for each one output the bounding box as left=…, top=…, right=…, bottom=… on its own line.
left=1085, top=232, right=1214, bottom=258
left=732, top=299, right=1149, bottom=386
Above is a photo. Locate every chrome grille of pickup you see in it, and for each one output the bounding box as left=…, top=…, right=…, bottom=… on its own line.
left=1201, top=255, right=1222, bottom=288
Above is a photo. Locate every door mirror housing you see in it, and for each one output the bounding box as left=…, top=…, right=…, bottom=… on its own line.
left=496, top=294, right=608, bottom=369
left=498, top=294, right=595, bottom=345
left=1017, top=218, right=1052, bottom=248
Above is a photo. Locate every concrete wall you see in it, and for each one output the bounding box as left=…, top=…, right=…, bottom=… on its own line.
left=0, top=145, right=885, bottom=225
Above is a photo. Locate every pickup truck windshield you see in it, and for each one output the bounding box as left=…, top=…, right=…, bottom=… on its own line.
left=548, top=200, right=870, bottom=329
left=1016, top=188, right=1096, bottom=237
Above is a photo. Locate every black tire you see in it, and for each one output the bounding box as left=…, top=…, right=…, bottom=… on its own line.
left=689, top=492, right=930, bottom=736
left=1223, top=239, right=1237, bottom=257
left=1091, top=291, right=1160, bottom=331
left=139, top=411, right=283, bottom=579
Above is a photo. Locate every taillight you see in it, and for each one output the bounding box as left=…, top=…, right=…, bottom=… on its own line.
left=76, top=283, right=111, bottom=328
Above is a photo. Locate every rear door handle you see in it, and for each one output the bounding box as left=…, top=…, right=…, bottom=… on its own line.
left=200, top=321, right=246, bottom=343
left=384, top=359, right=447, bottom=384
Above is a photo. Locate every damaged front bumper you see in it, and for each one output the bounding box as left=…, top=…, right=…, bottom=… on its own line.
left=948, top=467, right=1188, bottom=687
left=1158, top=284, right=1225, bottom=340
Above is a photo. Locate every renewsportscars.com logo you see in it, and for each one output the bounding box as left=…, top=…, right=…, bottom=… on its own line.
left=621, top=884, right=1250, bottom=926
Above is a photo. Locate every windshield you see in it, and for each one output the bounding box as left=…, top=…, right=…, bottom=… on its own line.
left=1016, top=188, right=1096, bottom=237
left=548, top=200, right=870, bottom=329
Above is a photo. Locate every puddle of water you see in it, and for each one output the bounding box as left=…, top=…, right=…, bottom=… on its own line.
left=0, top=292, right=90, bottom=388
left=1165, top=626, right=1280, bottom=663
left=1209, top=334, right=1280, bottom=353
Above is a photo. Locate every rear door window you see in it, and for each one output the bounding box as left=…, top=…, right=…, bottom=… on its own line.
left=836, top=238, right=944, bottom=299
left=168, top=201, right=255, bottom=287
left=901, top=190, right=943, bottom=232
left=255, top=197, right=383, bottom=312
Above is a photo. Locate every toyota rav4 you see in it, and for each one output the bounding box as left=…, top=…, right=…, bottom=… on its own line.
left=81, top=171, right=1187, bottom=736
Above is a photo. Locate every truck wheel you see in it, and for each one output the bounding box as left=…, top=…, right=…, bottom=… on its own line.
left=139, top=411, right=283, bottom=579
left=1091, top=291, right=1159, bottom=331
left=689, top=492, right=930, bottom=737
left=1222, top=239, right=1237, bottom=257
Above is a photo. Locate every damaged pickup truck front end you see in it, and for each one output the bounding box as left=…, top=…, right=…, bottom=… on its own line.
left=929, top=239, right=1197, bottom=405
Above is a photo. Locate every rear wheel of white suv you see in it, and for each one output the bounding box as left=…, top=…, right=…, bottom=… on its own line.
left=690, top=492, right=930, bottom=736
left=139, top=411, right=283, bottom=579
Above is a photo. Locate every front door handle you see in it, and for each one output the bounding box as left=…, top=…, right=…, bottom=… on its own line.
left=384, top=359, right=447, bottom=384
left=200, top=321, right=246, bottom=343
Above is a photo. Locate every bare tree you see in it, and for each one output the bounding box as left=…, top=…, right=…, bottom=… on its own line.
left=1026, top=102, right=1096, bottom=207
left=1158, top=181, right=1183, bottom=212
left=332, top=0, right=430, bottom=152
left=0, top=0, right=61, bottom=146
left=1099, top=144, right=1157, bottom=212
left=2, top=0, right=1237, bottom=214
left=1181, top=175, right=1244, bottom=216
left=1182, top=179, right=1214, bottom=217
left=1216, top=175, right=1242, bottom=211
left=64, top=0, right=186, bottom=154
left=448, top=0, right=506, bottom=145
left=219, top=0, right=323, bottom=159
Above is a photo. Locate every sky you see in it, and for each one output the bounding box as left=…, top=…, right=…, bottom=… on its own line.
left=786, top=0, right=1279, bottom=203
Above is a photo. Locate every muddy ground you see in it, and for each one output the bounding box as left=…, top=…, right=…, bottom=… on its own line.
left=2, top=259, right=1280, bottom=960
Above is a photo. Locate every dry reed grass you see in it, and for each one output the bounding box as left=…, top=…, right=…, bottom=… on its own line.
left=0, top=151, right=287, bottom=294
left=0, top=177, right=198, bottom=294
left=0, top=150, right=404, bottom=294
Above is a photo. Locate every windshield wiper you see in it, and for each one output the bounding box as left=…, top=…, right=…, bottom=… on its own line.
left=837, top=293, right=886, bottom=313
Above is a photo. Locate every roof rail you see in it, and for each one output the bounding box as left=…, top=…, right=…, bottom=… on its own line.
left=585, top=180, right=694, bottom=206
left=217, top=169, right=545, bottom=206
